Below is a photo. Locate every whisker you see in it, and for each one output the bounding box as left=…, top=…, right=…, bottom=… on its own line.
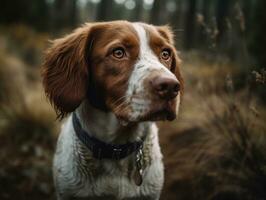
left=113, top=99, right=130, bottom=112
left=112, top=95, right=128, bottom=106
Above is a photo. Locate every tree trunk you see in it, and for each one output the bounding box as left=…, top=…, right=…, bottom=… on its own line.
left=53, top=0, right=77, bottom=30
left=202, top=0, right=211, bottom=24
left=216, top=0, right=231, bottom=46
left=249, top=0, right=266, bottom=69
left=53, top=0, right=66, bottom=29
left=196, top=0, right=212, bottom=49
left=171, top=0, right=182, bottom=30
left=69, top=0, right=77, bottom=28
left=132, top=0, right=143, bottom=21
left=150, top=0, right=166, bottom=25
left=184, top=0, right=197, bottom=49
left=96, top=0, right=114, bottom=21
left=242, top=0, right=255, bottom=33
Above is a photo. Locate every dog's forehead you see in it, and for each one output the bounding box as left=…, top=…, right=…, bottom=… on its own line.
left=132, top=23, right=149, bottom=49
left=131, top=23, right=170, bottom=51
left=91, top=21, right=162, bottom=46
left=132, top=23, right=156, bottom=39
left=132, top=23, right=165, bottom=46
left=88, top=21, right=139, bottom=50
left=94, top=21, right=138, bottom=41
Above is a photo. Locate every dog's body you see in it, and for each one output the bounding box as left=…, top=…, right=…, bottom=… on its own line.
left=42, top=21, right=183, bottom=200
left=54, top=103, right=164, bottom=200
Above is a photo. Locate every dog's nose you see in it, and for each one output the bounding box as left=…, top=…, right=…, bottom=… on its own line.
left=151, top=75, right=180, bottom=100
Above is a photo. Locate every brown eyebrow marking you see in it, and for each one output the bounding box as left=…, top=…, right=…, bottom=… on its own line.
left=142, top=24, right=171, bottom=50
left=90, top=22, right=140, bottom=59
left=156, top=25, right=175, bottom=44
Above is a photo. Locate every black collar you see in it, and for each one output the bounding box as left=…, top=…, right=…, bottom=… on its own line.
left=72, top=112, right=144, bottom=160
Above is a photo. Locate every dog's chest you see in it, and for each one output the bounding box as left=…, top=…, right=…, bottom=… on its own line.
left=77, top=163, right=136, bottom=198
left=73, top=140, right=161, bottom=199
left=54, top=118, right=164, bottom=199
left=74, top=159, right=163, bottom=199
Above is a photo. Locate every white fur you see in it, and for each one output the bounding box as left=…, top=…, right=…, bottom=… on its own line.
left=176, top=93, right=181, bottom=115
left=53, top=103, right=164, bottom=200
left=127, top=23, right=179, bottom=121
left=52, top=22, right=184, bottom=200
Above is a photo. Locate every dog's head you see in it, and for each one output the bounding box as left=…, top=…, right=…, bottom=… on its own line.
left=42, top=21, right=183, bottom=123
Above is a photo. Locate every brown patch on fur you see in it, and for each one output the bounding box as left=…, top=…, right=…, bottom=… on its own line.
left=172, top=48, right=184, bottom=95
left=156, top=25, right=175, bottom=44
left=42, top=21, right=183, bottom=120
left=87, top=22, right=140, bottom=119
left=42, top=25, right=92, bottom=119
left=42, top=21, right=140, bottom=119
left=147, top=25, right=184, bottom=95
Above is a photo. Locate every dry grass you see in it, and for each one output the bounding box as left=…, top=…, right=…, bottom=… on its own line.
left=0, top=34, right=58, bottom=199
left=0, top=24, right=49, bottom=66
left=160, top=53, right=266, bottom=200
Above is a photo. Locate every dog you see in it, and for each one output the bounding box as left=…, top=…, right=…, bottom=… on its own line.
left=42, top=21, right=183, bottom=200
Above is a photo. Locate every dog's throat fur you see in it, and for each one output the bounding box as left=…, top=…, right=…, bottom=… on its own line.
left=72, top=111, right=145, bottom=160
left=72, top=110, right=147, bottom=186
left=87, top=84, right=108, bottom=111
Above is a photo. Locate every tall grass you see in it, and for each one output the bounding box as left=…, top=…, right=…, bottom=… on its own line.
left=161, top=56, right=266, bottom=200
left=0, top=34, right=58, bottom=199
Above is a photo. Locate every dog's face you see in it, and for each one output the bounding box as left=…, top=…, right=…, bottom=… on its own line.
left=42, top=21, right=183, bottom=122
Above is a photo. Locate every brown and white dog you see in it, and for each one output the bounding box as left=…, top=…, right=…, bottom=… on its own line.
left=42, top=21, right=183, bottom=200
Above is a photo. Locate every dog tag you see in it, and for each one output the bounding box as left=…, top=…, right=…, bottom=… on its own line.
left=134, top=147, right=143, bottom=186
left=134, top=168, right=143, bottom=186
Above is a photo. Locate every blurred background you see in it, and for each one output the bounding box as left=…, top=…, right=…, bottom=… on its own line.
left=0, top=0, right=266, bottom=199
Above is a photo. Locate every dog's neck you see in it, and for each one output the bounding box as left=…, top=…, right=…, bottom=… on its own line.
left=76, top=100, right=149, bottom=144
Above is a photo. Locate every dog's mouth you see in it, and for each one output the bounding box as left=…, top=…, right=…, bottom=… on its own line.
left=140, top=102, right=176, bottom=121
left=115, top=100, right=176, bottom=126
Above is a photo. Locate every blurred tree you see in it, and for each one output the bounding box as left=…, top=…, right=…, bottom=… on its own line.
left=150, top=0, right=160, bottom=24
left=170, top=0, right=182, bottom=30
left=53, top=0, right=78, bottom=30
left=0, top=0, right=49, bottom=31
left=27, top=0, right=49, bottom=30
left=249, top=0, right=266, bottom=69
left=202, top=0, right=212, bottom=24
left=69, top=0, right=78, bottom=28
left=85, top=1, right=99, bottom=22
left=96, top=0, right=114, bottom=21
left=242, top=0, right=251, bottom=30
left=132, top=0, right=144, bottom=21
left=150, top=0, right=167, bottom=25
left=112, top=2, right=128, bottom=21
left=249, top=0, right=266, bottom=103
left=195, top=0, right=213, bottom=49
left=184, top=0, right=196, bottom=49
left=216, top=0, right=232, bottom=48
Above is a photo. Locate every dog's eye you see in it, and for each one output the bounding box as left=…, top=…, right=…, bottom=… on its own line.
left=161, top=49, right=171, bottom=60
left=112, top=47, right=125, bottom=59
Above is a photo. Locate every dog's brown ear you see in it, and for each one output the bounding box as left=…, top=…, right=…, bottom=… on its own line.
left=171, top=49, right=184, bottom=95
left=42, top=25, right=92, bottom=119
left=156, top=25, right=175, bottom=45
left=156, top=25, right=184, bottom=95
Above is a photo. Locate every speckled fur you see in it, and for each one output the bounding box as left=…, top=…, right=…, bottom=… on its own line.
left=127, top=23, right=180, bottom=122
left=53, top=102, right=164, bottom=200
left=52, top=22, right=182, bottom=200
